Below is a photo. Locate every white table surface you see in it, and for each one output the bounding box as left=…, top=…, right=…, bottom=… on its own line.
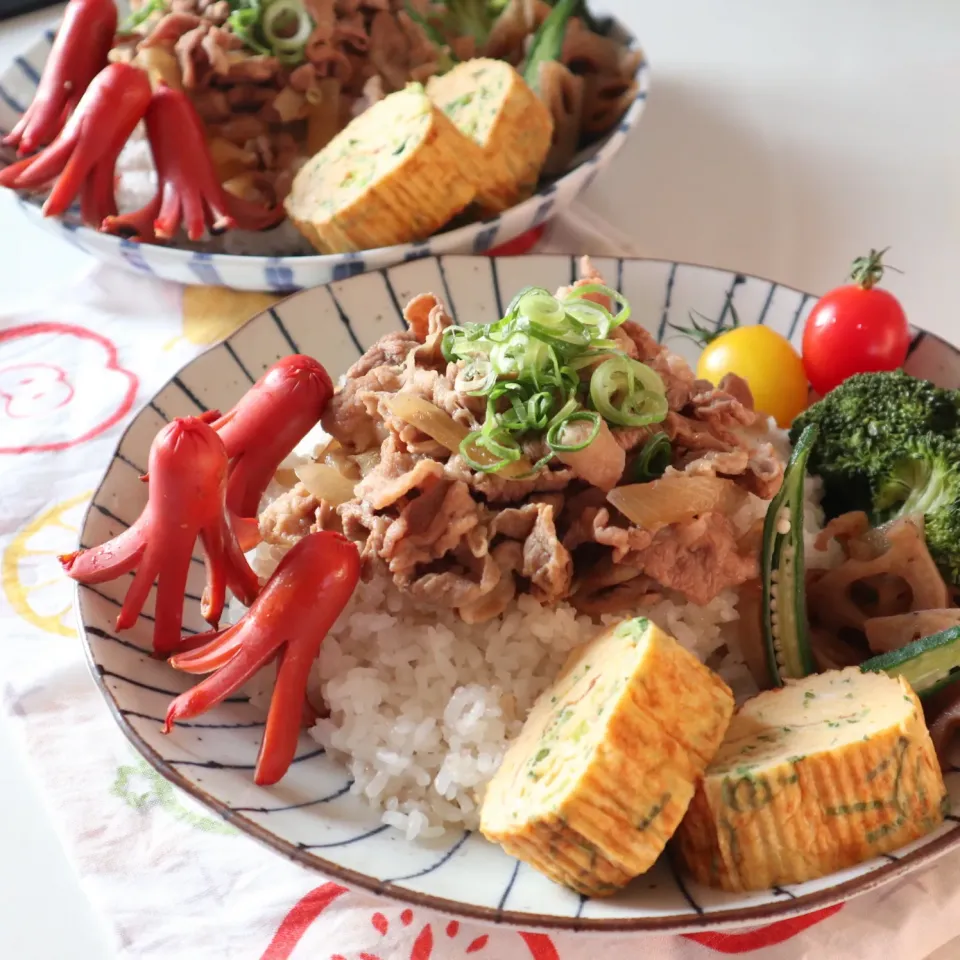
left=1, top=2, right=959, bottom=957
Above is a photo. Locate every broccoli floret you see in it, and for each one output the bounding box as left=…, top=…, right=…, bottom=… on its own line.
left=874, top=434, right=960, bottom=585
left=790, top=371, right=960, bottom=583
left=790, top=370, right=960, bottom=517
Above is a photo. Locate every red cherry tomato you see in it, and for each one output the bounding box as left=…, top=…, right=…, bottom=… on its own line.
left=802, top=247, right=910, bottom=395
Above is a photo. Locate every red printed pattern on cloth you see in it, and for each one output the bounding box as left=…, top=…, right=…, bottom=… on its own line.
left=258, top=883, right=563, bottom=960
left=682, top=904, right=844, bottom=954
left=0, top=363, right=74, bottom=417
left=259, top=882, right=349, bottom=960
left=0, top=322, right=138, bottom=454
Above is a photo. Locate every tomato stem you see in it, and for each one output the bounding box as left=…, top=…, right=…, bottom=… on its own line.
left=668, top=304, right=741, bottom=347
left=849, top=247, right=902, bottom=290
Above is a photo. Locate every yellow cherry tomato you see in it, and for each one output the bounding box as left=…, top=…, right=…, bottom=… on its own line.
left=696, top=325, right=809, bottom=428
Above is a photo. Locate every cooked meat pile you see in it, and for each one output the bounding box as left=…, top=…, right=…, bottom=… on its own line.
left=112, top=0, right=457, bottom=208
left=262, top=259, right=786, bottom=621
left=111, top=0, right=642, bottom=210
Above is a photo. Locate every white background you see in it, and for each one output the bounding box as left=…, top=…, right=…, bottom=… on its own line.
left=1, top=1, right=959, bottom=956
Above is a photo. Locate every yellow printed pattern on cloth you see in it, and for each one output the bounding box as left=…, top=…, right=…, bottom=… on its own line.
left=167, top=287, right=285, bottom=350
left=2, top=491, right=92, bottom=637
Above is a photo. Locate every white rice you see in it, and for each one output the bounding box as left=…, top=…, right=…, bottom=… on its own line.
left=115, top=125, right=157, bottom=215
left=247, top=545, right=754, bottom=839
left=239, top=419, right=829, bottom=840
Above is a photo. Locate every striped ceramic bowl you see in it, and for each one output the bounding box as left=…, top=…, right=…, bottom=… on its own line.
left=0, top=24, right=648, bottom=292
left=76, top=255, right=960, bottom=934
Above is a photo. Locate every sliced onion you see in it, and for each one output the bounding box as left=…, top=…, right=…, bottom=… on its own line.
left=274, top=466, right=299, bottom=489
left=294, top=461, right=356, bottom=506
left=384, top=394, right=532, bottom=478
left=320, top=439, right=362, bottom=481
left=607, top=475, right=747, bottom=530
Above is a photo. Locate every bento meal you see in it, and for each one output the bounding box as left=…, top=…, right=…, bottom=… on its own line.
left=0, top=0, right=641, bottom=255
left=63, top=252, right=960, bottom=896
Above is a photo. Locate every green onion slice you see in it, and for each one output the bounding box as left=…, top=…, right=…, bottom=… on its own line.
left=629, top=433, right=672, bottom=482
left=121, top=0, right=168, bottom=31
left=439, top=283, right=656, bottom=475
left=227, top=0, right=271, bottom=55
left=546, top=411, right=602, bottom=452
left=262, top=0, right=313, bottom=60
left=589, top=356, right=668, bottom=427
left=461, top=428, right=523, bottom=473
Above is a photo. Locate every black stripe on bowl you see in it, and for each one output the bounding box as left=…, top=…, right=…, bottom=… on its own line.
left=224, top=341, right=256, bottom=383
left=97, top=665, right=247, bottom=703
left=230, top=780, right=355, bottom=814
left=300, top=824, right=390, bottom=849
left=86, top=625, right=154, bottom=656
left=0, top=83, right=25, bottom=114
left=268, top=307, right=301, bottom=354
left=169, top=746, right=325, bottom=771
left=489, top=258, right=504, bottom=317
left=121, top=709, right=266, bottom=730
left=666, top=856, right=703, bottom=916
left=148, top=399, right=170, bottom=420
left=757, top=281, right=778, bottom=326
left=115, top=450, right=147, bottom=474
left=497, top=860, right=521, bottom=912
left=907, top=330, right=926, bottom=358
left=80, top=584, right=199, bottom=636
left=787, top=292, right=812, bottom=340
left=715, top=273, right=746, bottom=329
left=327, top=287, right=365, bottom=355
left=380, top=270, right=408, bottom=329
left=171, top=376, right=209, bottom=412
left=656, top=262, right=679, bottom=342
left=436, top=259, right=458, bottom=320
left=80, top=564, right=204, bottom=605
left=381, top=830, right=471, bottom=885
left=89, top=502, right=206, bottom=570
left=14, top=56, right=40, bottom=85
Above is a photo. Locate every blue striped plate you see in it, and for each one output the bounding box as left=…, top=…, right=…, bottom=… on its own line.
left=0, top=28, right=648, bottom=292
left=75, top=256, right=960, bottom=932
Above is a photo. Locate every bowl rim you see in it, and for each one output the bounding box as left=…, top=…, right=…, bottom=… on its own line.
left=74, top=254, right=960, bottom=934
left=1, top=24, right=649, bottom=272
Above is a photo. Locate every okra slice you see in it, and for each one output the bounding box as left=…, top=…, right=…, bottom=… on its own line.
left=761, top=424, right=818, bottom=685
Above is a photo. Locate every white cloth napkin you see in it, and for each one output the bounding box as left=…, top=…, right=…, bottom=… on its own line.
left=2, top=202, right=960, bottom=960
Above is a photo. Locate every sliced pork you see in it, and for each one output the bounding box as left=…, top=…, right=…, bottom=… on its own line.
left=272, top=260, right=785, bottom=621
